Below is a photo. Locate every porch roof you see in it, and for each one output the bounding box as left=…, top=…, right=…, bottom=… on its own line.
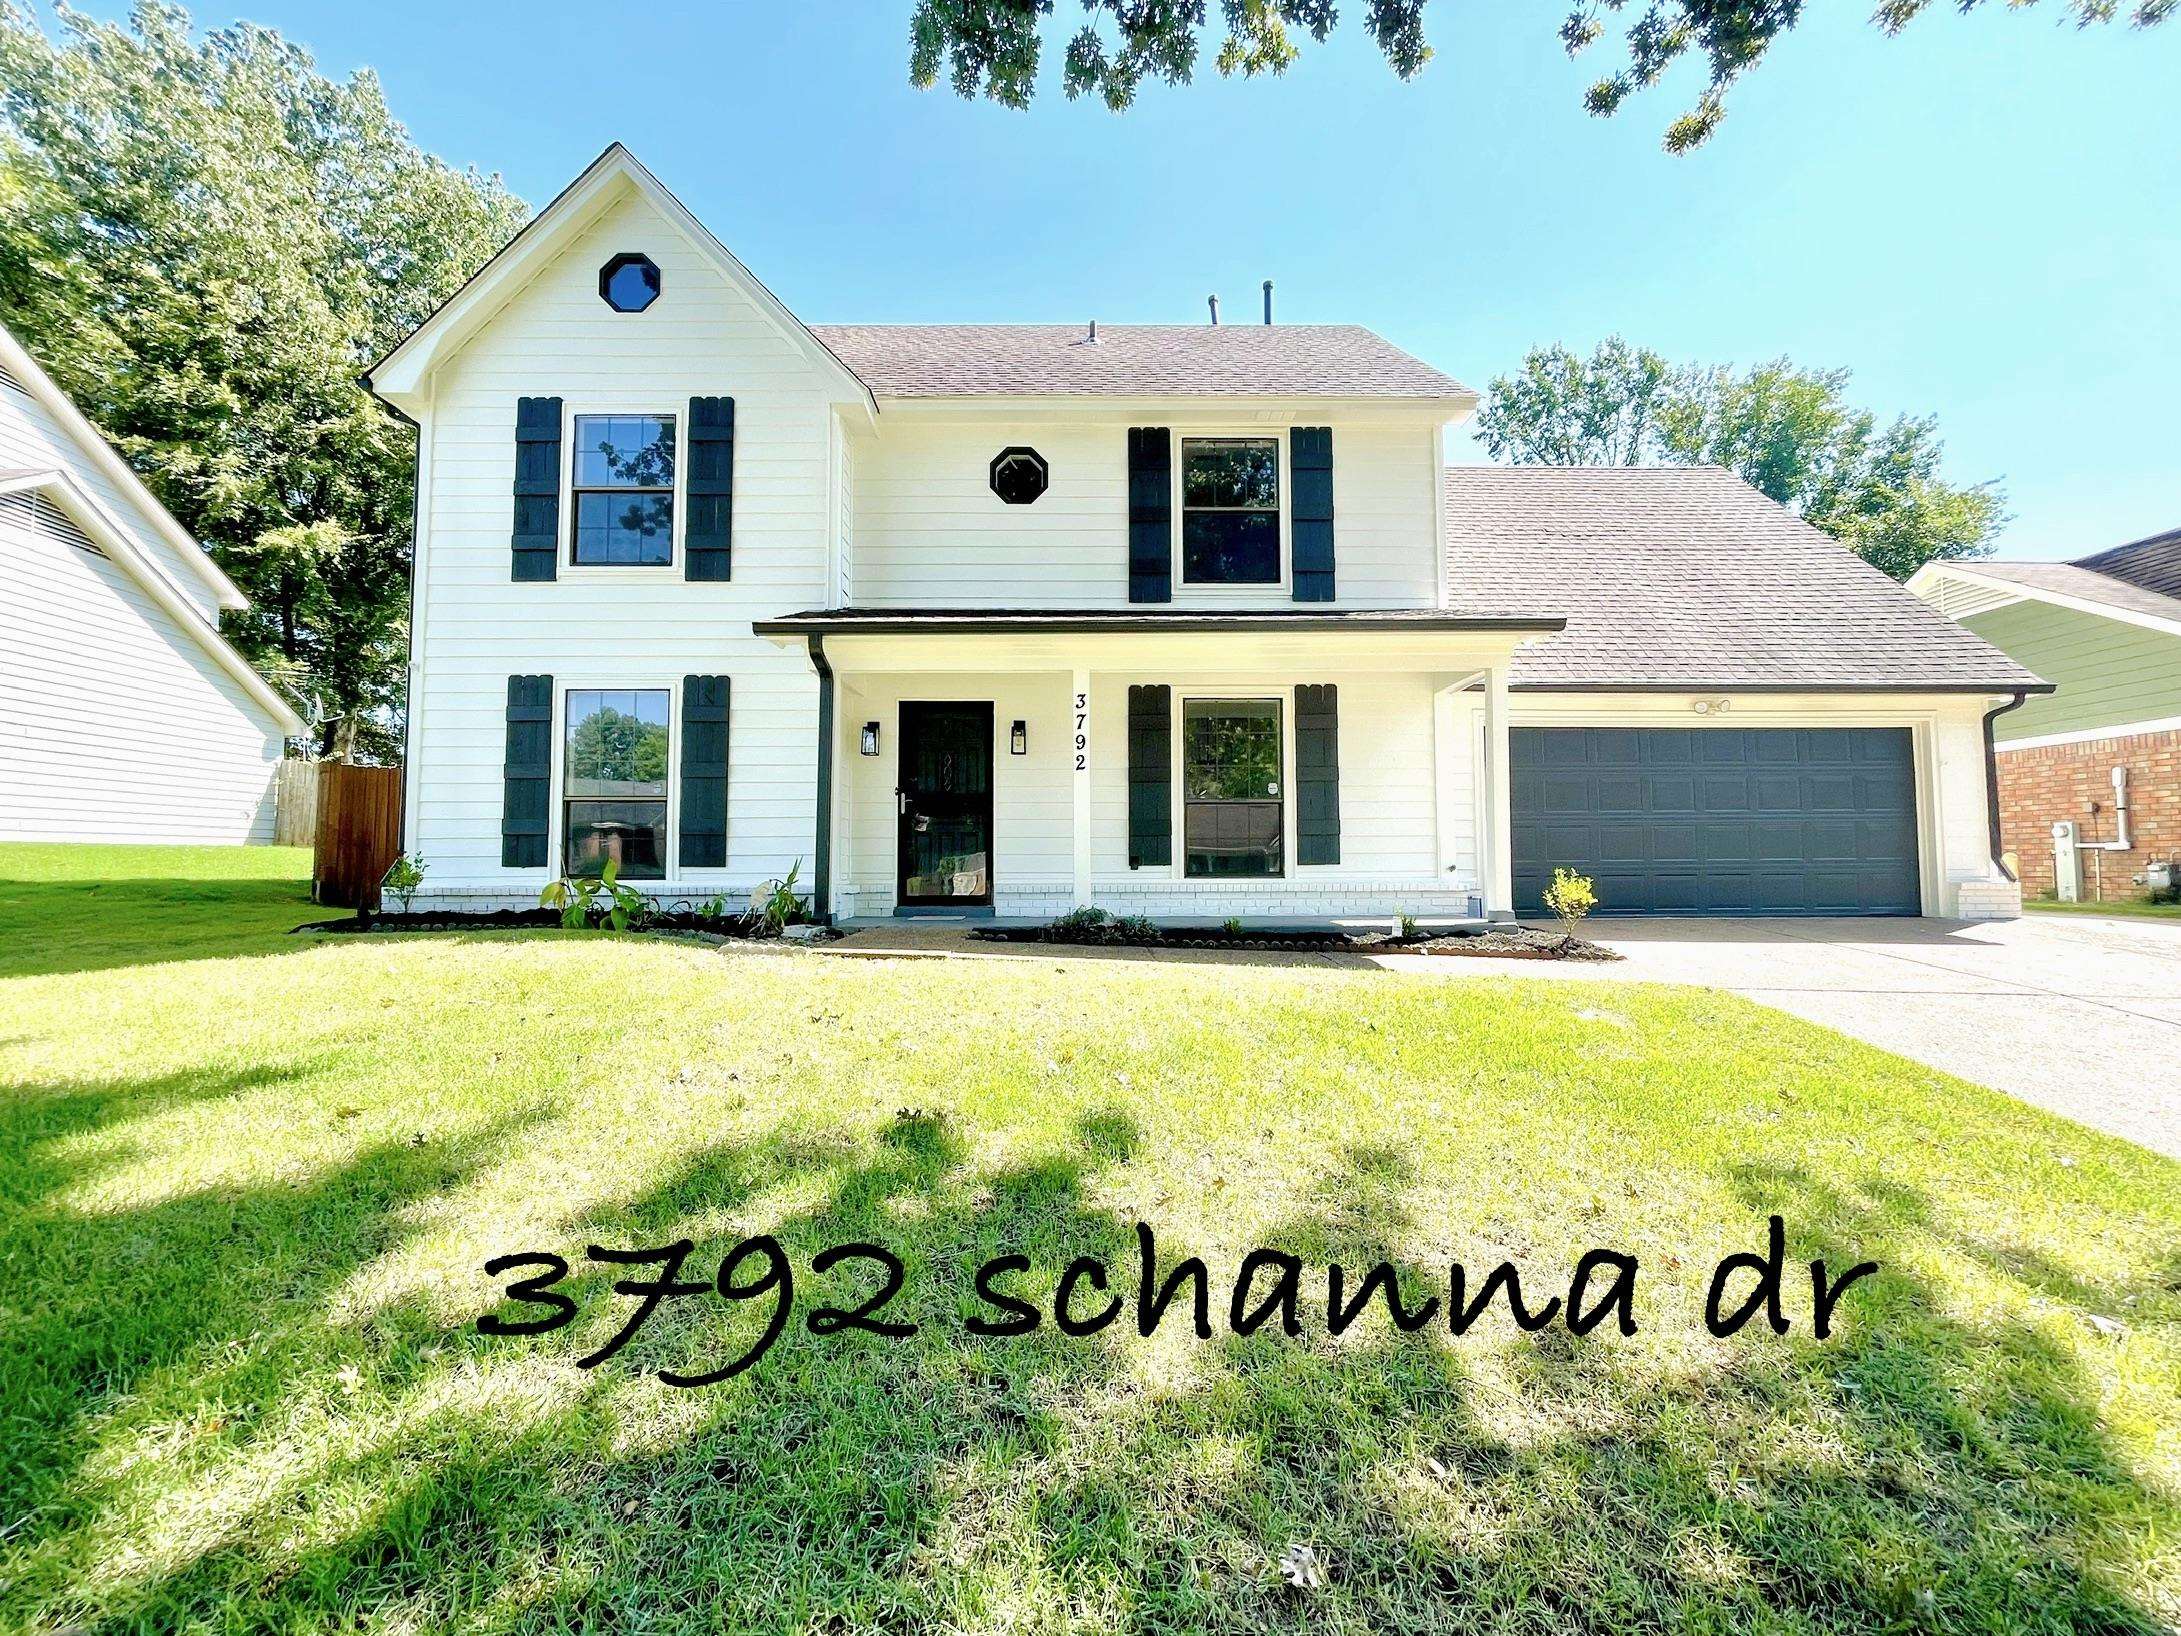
left=752, top=607, right=1566, bottom=637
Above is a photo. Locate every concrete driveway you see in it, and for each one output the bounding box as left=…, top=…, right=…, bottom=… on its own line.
left=1553, top=913, right=2181, bottom=1160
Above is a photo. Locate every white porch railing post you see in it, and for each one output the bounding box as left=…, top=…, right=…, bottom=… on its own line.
left=1072, top=668, right=1093, bottom=909
left=1485, top=664, right=1516, bottom=920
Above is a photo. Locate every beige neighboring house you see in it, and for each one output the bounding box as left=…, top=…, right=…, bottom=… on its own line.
left=367, top=143, right=2044, bottom=925
left=1910, top=534, right=2181, bottom=903
left=0, top=322, right=303, bottom=844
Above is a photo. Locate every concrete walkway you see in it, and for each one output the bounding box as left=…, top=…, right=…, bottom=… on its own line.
left=824, top=913, right=2181, bottom=1159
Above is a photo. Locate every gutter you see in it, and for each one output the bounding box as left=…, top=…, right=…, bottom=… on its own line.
left=1981, top=691, right=2028, bottom=881
left=806, top=634, right=835, bottom=925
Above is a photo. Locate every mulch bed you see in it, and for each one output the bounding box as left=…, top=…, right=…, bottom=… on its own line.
left=971, top=923, right=1622, bottom=960
left=295, top=907, right=833, bottom=942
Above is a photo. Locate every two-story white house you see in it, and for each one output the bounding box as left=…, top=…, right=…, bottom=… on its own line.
left=369, top=146, right=2044, bottom=925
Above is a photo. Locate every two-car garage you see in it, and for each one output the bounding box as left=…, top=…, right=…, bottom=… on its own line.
left=1509, top=725, right=1923, bottom=916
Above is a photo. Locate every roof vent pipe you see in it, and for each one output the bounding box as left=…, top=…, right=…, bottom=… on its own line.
left=1087, top=319, right=1097, bottom=343
left=1207, top=294, right=1219, bottom=326
left=1263, top=280, right=1273, bottom=324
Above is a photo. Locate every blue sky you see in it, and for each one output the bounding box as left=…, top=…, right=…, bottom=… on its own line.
left=72, top=0, right=2181, bottom=560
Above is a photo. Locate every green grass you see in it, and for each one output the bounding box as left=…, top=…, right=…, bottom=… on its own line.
left=2, top=842, right=2177, bottom=1634
left=2025, top=896, right=2181, bottom=921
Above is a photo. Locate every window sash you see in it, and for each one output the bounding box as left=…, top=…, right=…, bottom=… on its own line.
left=563, top=688, right=671, bottom=877
left=1178, top=437, right=1281, bottom=586
left=569, top=414, right=677, bottom=566
left=1181, top=697, right=1284, bottom=878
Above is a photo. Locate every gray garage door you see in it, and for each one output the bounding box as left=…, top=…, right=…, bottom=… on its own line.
left=1511, top=727, right=1921, bottom=916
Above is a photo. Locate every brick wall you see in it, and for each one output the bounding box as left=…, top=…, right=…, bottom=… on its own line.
left=1994, top=726, right=2181, bottom=901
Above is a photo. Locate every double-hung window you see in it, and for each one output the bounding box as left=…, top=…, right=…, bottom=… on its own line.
left=1182, top=698, right=1283, bottom=878
left=563, top=688, right=670, bottom=878
left=571, top=414, right=676, bottom=566
left=1180, top=437, right=1280, bottom=585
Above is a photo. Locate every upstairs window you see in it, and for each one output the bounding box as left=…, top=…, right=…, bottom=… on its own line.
left=564, top=688, right=670, bottom=878
left=1180, top=437, right=1280, bottom=585
left=571, top=414, right=675, bottom=566
left=1182, top=697, right=1283, bottom=878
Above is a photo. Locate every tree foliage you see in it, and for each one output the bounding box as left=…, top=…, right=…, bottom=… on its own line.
left=909, top=0, right=2167, bottom=148
left=1474, top=338, right=2005, bottom=580
left=0, top=1, right=527, bottom=759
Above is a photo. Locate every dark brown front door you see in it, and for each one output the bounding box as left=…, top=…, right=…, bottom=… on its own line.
left=897, top=702, right=993, bottom=907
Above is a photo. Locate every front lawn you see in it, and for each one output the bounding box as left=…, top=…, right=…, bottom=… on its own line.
left=2, top=843, right=2177, bottom=1633
left=2025, top=896, right=2181, bottom=922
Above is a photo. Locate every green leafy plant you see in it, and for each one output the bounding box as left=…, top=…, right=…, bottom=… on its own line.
left=1542, top=867, right=1600, bottom=952
left=1221, top=917, right=1243, bottom=936
left=1398, top=914, right=1419, bottom=941
left=699, top=892, right=730, bottom=920
left=540, top=858, right=646, bottom=932
left=1114, top=915, right=1160, bottom=942
left=378, top=852, right=425, bottom=914
left=1050, top=906, right=1115, bottom=940
left=752, top=862, right=810, bottom=937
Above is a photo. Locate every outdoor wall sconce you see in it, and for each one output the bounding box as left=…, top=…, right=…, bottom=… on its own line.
left=861, top=721, right=881, bottom=756
left=1010, top=719, right=1027, bottom=756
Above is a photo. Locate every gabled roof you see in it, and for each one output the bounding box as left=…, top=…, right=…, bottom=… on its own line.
left=364, top=144, right=876, bottom=418
left=1908, top=556, right=2181, bottom=638
left=808, top=324, right=1472, bottom=401
left=1444, top=465, right=2049, bottom=694
left=2074, top=525, right=2181, bottom=599
left=0, top=466, right=304, bottom=734
left=0, top=321, right=245, bottom=611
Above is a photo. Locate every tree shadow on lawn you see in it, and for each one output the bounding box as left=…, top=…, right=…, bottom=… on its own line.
left=0, top=870, right=324, bottom=981
left=6, top=1104, right=2177, bottom=1633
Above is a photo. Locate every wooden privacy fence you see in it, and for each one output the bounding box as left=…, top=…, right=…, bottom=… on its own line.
left=271, top=758, right=318, bottom=847
left=312, top=762, right=404, bottom=908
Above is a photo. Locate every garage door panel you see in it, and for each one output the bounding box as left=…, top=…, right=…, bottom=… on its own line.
left=1512, top=726, right=1919, bottom=916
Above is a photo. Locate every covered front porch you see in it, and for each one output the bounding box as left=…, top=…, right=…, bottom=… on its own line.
left=754, top=610, right=1563, bottom=926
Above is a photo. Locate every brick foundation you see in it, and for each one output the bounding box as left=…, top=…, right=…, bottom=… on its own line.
left=1994, top=727, right=2181, bottom=902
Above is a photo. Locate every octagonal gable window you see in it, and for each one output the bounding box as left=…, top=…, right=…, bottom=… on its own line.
left=599, top=253, right=661, bottom=314
left=989, top=446, right=1048, bottom=506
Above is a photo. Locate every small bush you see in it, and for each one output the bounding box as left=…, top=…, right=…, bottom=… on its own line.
left=752, top=861, right=810, bottom=936
left=1542, top=867, right=1599, bottom=949
left=378, top=852, right=426, bottom=914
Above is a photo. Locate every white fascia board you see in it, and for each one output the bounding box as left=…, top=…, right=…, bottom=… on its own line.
left=11, top=467, right=305, bottom=735
left=0, top=321, right=247, bottom=610
left=366, top=144, right=878, bottom=425
left=1995, top=713, right=2181, bottom=751
left=1915, top=562, right=2181, bottom=640
left=877, top=393, right=1473, bottom=424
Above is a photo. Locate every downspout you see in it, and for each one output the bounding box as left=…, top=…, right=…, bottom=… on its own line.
left=1981, top=690, right=2028, bottom=881
left=807, top=634, right=835, bottom=924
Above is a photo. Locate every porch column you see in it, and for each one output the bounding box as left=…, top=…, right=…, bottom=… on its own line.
left=1071, top=668, right=1093, bottom=908
left=1483, top=663, right=1516, bottom=920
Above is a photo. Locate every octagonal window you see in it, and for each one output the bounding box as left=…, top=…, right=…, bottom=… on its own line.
left=599, top=253, right=661, bottom=313
left=989, top=446, right=1048, bottom=506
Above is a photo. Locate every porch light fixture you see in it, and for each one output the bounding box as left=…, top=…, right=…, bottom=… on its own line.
left=1010, top=719, right=1027, bottom=756
left=861, top=721, right=880, bottom=756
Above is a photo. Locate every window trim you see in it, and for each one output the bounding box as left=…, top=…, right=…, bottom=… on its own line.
left=1171, top=689, right=1295, bottom=881
left=560, top=404, right=684, bottom=578
left=1172, top=431, right=1290, bottom=594
left=550, top=678, right=683, bottom=880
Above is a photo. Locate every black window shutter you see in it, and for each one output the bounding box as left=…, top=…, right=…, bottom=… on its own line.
left=1127, top=427, right=1172, bottom=603
left=1290, top=426, right=1334, bottom=601
left=502, top=674, right=553, bottom=868
left=1127, top=684, right=1172, bottom=868
left=511, top=397, right=562, bottom=582
left=680, top=674, right=730, bottom=867
left=685, top=396, right=734, bottom=581
left=1295, top=683, right=1340, bottom=865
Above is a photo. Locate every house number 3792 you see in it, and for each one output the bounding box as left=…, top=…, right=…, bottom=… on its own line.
left=1074, top=691, right=1088, bottom=772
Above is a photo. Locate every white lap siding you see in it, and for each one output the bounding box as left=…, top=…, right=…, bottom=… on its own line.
left=0, top=500, right=282, bottom=842
left=852, top=415, right=1444, bottom=610
left=405, top=191, right=834, bottom=896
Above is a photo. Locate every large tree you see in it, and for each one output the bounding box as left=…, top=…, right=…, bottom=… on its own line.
left=909, top=0, right=2167, bottom=149
left=0, top=1, right=527, bottom=760
left=1473, top=338, right=2005, bottom=580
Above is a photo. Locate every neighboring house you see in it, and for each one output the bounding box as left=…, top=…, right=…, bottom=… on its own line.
left=0, top=323, right=303, bottom=844
left=1910, top=535, right=2181, bottom=902
left=367, top=145, right=2042, bottom=924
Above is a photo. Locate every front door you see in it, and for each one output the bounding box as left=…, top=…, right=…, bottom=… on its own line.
left=897, top=701, right=994, bottom=907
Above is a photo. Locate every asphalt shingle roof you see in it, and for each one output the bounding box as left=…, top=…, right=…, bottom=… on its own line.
left=1443, top=465, right=2049, bottom=693
left=807, top=324, right=1470, bottom=400
left=2073, top=526, right=2181, bottom=600
left=1966, top=557, right=2181, bottom=626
